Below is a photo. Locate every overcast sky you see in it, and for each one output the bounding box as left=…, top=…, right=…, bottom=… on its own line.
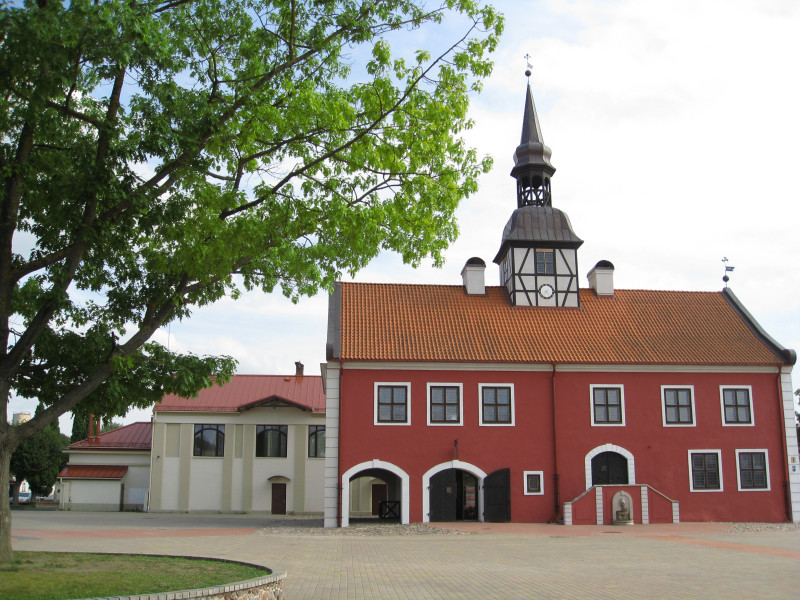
left=8, top=0, right=799, bottom=433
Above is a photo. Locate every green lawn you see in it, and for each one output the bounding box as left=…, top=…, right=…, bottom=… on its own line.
left=0, top=552, right=271, bottom=600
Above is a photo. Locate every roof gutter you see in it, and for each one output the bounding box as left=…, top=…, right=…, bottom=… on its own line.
left=776, top=365, right=793, bottom=521
left=722, top=288, right=797, bottom=365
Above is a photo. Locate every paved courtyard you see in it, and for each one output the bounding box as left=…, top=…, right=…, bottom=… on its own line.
left=10, top=511, right=800, bottom=599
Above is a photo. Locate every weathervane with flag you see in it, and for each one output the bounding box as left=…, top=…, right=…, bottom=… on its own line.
left=722, top=257, right=735, bottom=287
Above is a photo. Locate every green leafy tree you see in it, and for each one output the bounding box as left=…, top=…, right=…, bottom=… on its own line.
left=100, top=419, right=122, bottom=433
left=0, top=0, right=502, bottom=561
left=10, top=420, right=65, bottom=500
left=69, top=412, right=89, bottom=444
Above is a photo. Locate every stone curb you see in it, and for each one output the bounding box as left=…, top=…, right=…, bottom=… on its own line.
left=67, top=554, right=286, bottom=600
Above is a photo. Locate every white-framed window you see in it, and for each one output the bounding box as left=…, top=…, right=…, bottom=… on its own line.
left=523, top=471, right=544, bottom=495
left=736, top=449, right=770, bottom=491
left=590, top=385, right=625, bottom=426
left=688, top=450, right=723, bottom=492
left=374, top=382, right=411, bottom=426
left=479, top=384, right=515, bottom=426
left=720, top=386, right=754, bottom=426
left=662, top=385, right=696, bottom=427
left=427, top=383, right=463, bottom=426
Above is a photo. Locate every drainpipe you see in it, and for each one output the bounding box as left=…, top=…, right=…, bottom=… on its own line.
left=551, top=363, right=561, bottom=521
left=146, top=414, right=155, bottom=513
left=336, top=361, right=343, bottom=528
left=776, top=365, right=792, bottom=521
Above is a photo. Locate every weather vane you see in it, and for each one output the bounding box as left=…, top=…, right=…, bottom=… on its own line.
left=722, top=257, right=735, bottom=288
left=524, top=53, right=533, bottom=78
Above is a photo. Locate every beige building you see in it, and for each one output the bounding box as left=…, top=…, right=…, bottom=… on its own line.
left=148, top=371, right=326, bottom=514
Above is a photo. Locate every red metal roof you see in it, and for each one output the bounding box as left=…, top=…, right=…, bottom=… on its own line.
left=58, top=465, right=129, bottom=480
left=69, top=421, right=152, bottom=450
left=335, top=283, right=787, bottom=366
left=155, top=374, right=326, bottom=414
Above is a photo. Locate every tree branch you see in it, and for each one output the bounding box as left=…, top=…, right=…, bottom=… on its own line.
left=142, top=23, right=353, bottom=192
left=44, top=100, right=103, bottom=128
left=2, top=67, right=128, bottom=378
left=12, top=273, right=192, bottom=445
left=219, top=24, right=474, bottom=219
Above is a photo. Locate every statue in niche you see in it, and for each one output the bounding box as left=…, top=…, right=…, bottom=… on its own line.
left=613, top=492, right=633, bottom=525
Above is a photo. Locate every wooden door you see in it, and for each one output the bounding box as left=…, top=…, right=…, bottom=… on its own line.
left=591, top=452, right=628, bottom=486
left=371, top=484, right=388, bottom=516
left=429, top=469, right=457, bottom=522
left=484, top=468, right=511, bottom=522
left=271, top=482, right=287, bottom=515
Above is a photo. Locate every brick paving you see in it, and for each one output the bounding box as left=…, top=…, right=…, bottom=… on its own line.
left=10, top=511, right=800, bottom=599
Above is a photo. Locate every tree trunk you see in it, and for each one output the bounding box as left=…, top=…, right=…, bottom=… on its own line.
left=0, top=438, right=14, bottom=562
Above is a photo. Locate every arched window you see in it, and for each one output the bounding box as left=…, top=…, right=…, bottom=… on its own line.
left=256, top=425, right=287, bottom=457
left=193, top=424, right=224, bottom=457
left=308, top=425, right=325, bottom=458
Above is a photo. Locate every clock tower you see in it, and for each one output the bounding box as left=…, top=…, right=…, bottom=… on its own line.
left=493, top=79, right=583, bottom=307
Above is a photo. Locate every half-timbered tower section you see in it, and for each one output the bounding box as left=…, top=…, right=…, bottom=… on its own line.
left=323, top=80, right=799, bottom=527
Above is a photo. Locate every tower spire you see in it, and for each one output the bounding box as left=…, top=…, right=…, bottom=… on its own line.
left=510, top=61, right=555, bottom=208
left=494, top=60, right=582, bottom=308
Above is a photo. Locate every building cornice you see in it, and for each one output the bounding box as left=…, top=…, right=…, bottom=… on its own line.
left=338, top=361, right=780, bottom=374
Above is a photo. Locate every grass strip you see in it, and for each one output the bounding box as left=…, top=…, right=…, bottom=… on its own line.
left=0, top=551, right=271, bottom=600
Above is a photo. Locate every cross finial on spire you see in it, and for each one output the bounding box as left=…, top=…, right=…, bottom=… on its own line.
left=524, top=53, right=532, bottom=78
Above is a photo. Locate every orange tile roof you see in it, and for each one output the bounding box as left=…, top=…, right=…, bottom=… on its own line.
left=69, top=422, right=152, bottom=450
left=155, top=374, right=325, bottom=414
left=334, top=284, right=789, bottom=366
left=58, top=465, right=129, bottom=479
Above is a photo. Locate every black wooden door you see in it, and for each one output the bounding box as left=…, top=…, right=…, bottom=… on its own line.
left=271, top=482, right=287, bottom=515
left=429, top=469, right=457, bottom=522
left=484, top=468, right=511, bottom=522
left=591, top=452, right=628, bottom=485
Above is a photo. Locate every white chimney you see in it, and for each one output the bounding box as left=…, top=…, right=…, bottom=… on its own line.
left=461, top=257, right=486, bottom=295
left=588, top=260, right=615, bottom=296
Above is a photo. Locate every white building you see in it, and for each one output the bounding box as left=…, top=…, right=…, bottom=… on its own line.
left=58, top=421, right=152, bottom=511
left=148, top=371, right=326, bottom=514
left=57, top=370, right=327, bottom=513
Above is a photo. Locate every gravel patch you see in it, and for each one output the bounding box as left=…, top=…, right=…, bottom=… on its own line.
left=254, top=517, right=800, bottom=536
left=725, top=522, right=800, bottom=533
left=255, top=518, right=474, bottom=536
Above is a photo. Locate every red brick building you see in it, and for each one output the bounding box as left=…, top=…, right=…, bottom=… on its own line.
left=322, top=84, right=799, bottom=527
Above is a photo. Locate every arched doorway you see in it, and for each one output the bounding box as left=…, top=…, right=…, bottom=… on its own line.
left=341, top=460, right=410, bottom=527
left=591, top=452, right=629, bottom=486
left=422, top=460, right=491, bottom=523
left=585, top=444, right=636, bottom=489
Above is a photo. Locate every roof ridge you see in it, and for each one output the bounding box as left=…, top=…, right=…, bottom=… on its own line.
left=340, top=281, right=725, bottom=295
left=340, top=281, right=464, bottom=289
left=229, top=373, right=322, bottom=378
